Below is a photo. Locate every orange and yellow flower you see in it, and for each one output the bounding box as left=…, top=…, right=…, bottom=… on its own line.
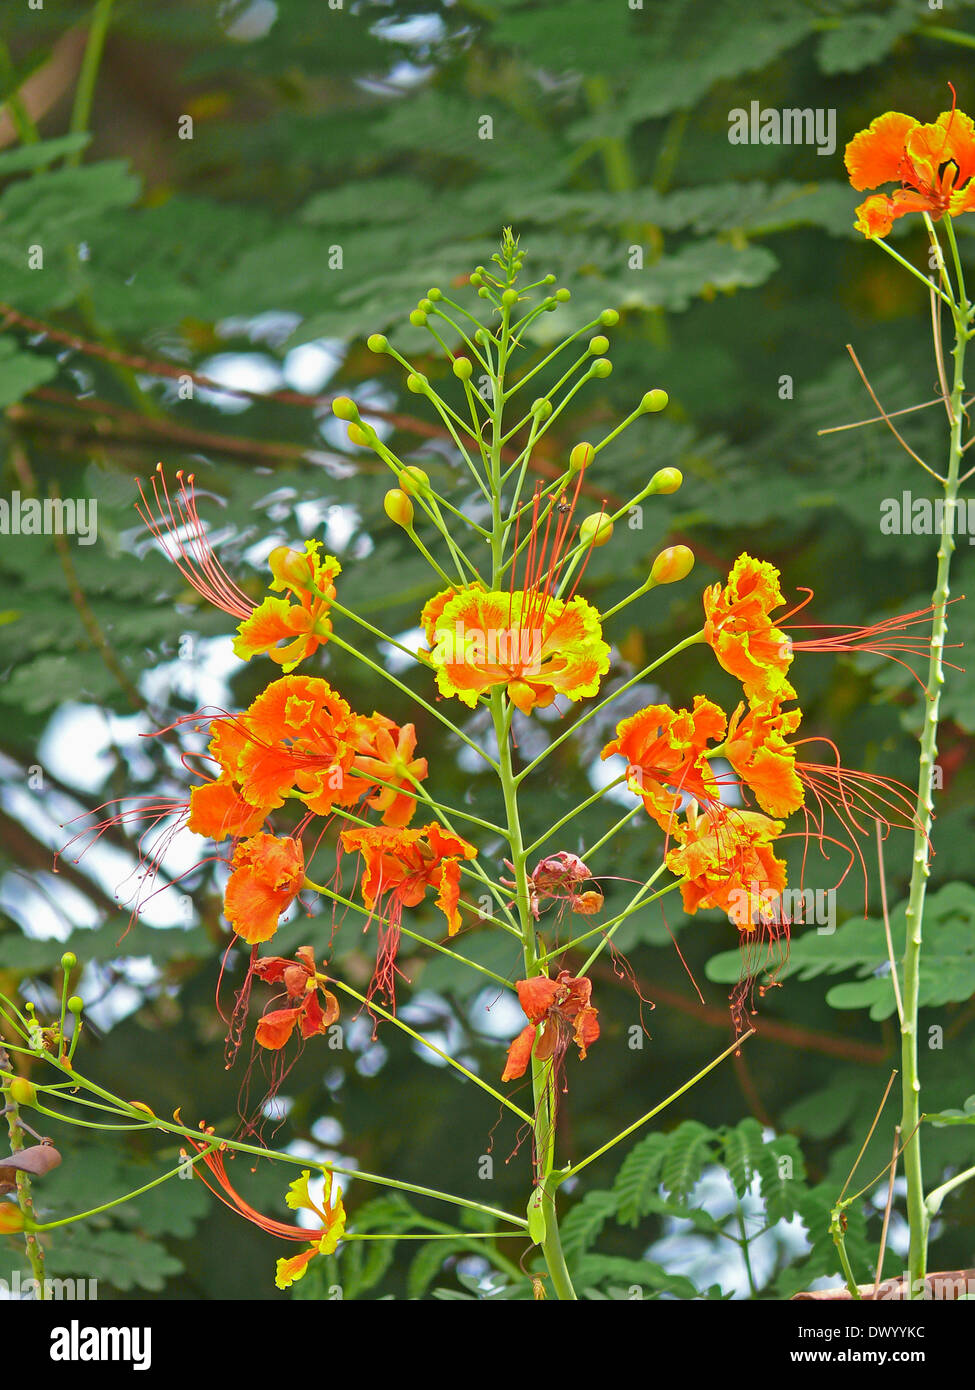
left=350, top=713, right=428, bottom=827
left=187, top=715, right=269, bottom=842
left=845, top=101, right=975, bottom=238
left=665, top=804, right=787, bottom=930
left=502, top=971, right=599, bottom=1081
left=702, top=553, right=795, bottom=704
left=601, top=696, right=727, bottom=831
left=724, top=695, right=804, bottom=819
left=233, top=540, right=342, bottom=672
left=252, top=945, right=340, bottom=1050
left=236, top=674, right=357, bottom=815
left=224, top=833, right=305, bottom=944
left=183, top=1137, right=344, bottom=1290
left=423, top=585, right=609, bottom=716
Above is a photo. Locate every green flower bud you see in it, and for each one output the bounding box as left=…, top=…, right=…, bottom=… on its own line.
left=555, top=288, right=571, bottom=303
left=67, top=996, right=84, bottom=1015
left=600, top=309, right=620, bottom=327
left=543, top=274, right=556, bottom=285
left=469, top=272, right=483, bottom=287
left=406, top=373, right=428, bottom=394
left=651, top=545, right=694, bottom=585
left=409, top=309, right=427, bottom=327
left=418, top=298, right=434, bottom=314
left=60, top=951, right=77, bottom=972
left=588, top=335, right=609, bottom=356
left=367, top=334, right=388, bottom=355
left=7, top=1077, right=37, bottom=1108
left=649, top=467, right=683, bottom=495
left=427, top=287, right=442, bottom=301
left=531, top=398, right=553, bottom=420
left=478, top=287, right=491, bottom=299
left=452, top=357, right=473, bottom=381
left=347, top=423, right=373, bottom=447
left=331, top=395, right=359, bottom=422
left=569, top=442, right=594, bottom=472
left=591, top=358, right=612, bottom=378
left=501, top=288, right=519, bottom=308
left=640, top=388, right=669, bottom=413
left=579, top=511, right=614, bottom=547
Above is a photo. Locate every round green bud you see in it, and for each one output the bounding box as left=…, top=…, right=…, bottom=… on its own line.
left=649, top=466, right=683, bottom=495
left=409, top=309, right=427, bottom=327
left=406, top=373, right=428, bottom=394
left=418, top=298, right=435, bottom=314
left=427, top=288, right=442, bottom=301
left=591, top=358, right=612, bottom=378
left=7, top=1077, right=37, bottom=1108
left=331, top=395, right=359, bottom=422
left=531, top=398, right=553, bottom=420
left=474, top=266, right=486, bottom=276
left=543, top=274, right=556, bottom=285
left=569, top=442, right=594, bottom=472
left=474, top=328, right=489, bottom=345
left=67, top=996, right=84, bottom=1015
left=400, top=466, right=430, bottom=496
left=384, top=489, right=414, bottom=528
left=502, top=288, right=519, bottom=308
left=588, top=335, right=609, bottom=356
left=347, top=423, right=373, bottom=448
left=555, top=288, right=571, bottom=303
left=469, top=272, right=483, bottom=287
left=61, top=951, right=77, bottom=972
left=650, top=545, right=694, bottom=585
left=367, top=334, right=388, bottom=355
left=452, top=357, right=473, bottom=381
left=478, top=287, right=491, bottom=299
left=579, top=511, right=614, bottom=547
left=640, top=388, right=669, bottom=414
left=600, top=309, right=620, bottom=327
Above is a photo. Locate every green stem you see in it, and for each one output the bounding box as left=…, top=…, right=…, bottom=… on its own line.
left=899, top=216, right=970, bottom=1295
left=67, top=0, right=116, bottom=163
left=0, top=1050, right=46, bottom=1294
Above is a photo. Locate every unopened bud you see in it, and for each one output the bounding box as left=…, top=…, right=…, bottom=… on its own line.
left=640, top=388, right=669, bottom=414
left=531, top=398, right=552, bottom=420
left=7, top=1077, right=37, bottom=1108
left=590, top=358, right=612, bottom=379
left=366, top=334, right=388, bottom=355
left=384, top=490, right=414, bottom=527
left=67, top=996, right=83, bottom=1015
left=418, top=298, right=435, bottom=314
left=599, top=309, right=620, bottom=327
left=579, top=512, right=614, bottom=547
left=427, top=287, right=442, bottom=301
left=569, top=442, right=594, bottom=472
left=452, top=358, right=473, bottom=381
left=269, top=545, right=315, bottom=592
left=406, top=373, right=428, bottom=394
left=649, top=467, right=683, bottom=495
left=555, top=288, right=571, bottom=303
left=588, top=335, right=609, bottom=355
left=331, top=396, right=359, bottom=422
left=399, top=466, right=430, bottom=496
left=409, top=309, right=427, bottom=327
left=60, top=951, right=77, bottom=972
left=502, top=288, right=519, bottom=307
left=347, top=423, right=373, bottom=448
left=650, top=545, right=694, bottom=585
left=0, top=1205, right=26, bottom=1233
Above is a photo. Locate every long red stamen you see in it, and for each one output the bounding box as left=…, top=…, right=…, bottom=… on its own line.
left=136, top=464, right=254, bottom=620
left=182, top=1138, right=312, bottom=1240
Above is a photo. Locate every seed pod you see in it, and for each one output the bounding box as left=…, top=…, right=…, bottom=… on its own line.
left=651, top=545, right=694, bottom=585
left=384, top=490, right=414, bottom=528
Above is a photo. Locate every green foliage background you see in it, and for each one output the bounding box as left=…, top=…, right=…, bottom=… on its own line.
left=2, top=0, right=975, bottom=1299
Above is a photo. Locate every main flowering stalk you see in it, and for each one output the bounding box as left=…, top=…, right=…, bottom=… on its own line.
left=901, top=216, right=971, bottom=1291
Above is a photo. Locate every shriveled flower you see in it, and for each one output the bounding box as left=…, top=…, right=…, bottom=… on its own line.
left=666, top=803, right=787, bottom=930
left=252, top=945, right=339, bottom=1050
left=182, top=1136, right=344, bottom=1290
left=502, top=971, right=600, bottom=1082
left=224, top=833, right=305, bottom=944
left=503, top=851, right=604, bottom=919
left=602, top=696, right=727, bottom=832
left=339, top=822, right=477, bottom=1007
left=845, top=97, right=975, bottom=238
left=702, top=553, right=796, bottom=704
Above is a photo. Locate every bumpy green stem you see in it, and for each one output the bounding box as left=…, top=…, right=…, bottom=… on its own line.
left=900, top=217, right=970, bottom=1294
left=0, top=1049, right=46, bottom=1295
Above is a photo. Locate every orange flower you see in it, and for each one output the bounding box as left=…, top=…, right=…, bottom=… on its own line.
left=601, top=696, right=727, bottom=831
left=237, top=675, right=357, bottom=815
left=252, top=945, right=339, bottom=1049
left=665, top=804, right=787, bottom=930
left=724, top=696, right=804, bottom=819
left=183, top=1137, right=344, bottom=1290
left=233, top=541, right=342, bottom=672
left=224, top=833, right=304, bottom=944
left=702, top=553, right=796, bottom=704
left=340, top=822, right=477, bottom=1008
left=350, top=713, right=428, bottom=827
left=187, top=715, right=269, bottom=842
left=845, top=100, right=975, bottom=238
left=502, top=972, right=599, bottom=1081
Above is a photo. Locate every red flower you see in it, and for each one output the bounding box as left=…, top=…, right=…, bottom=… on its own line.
left=224, top=834, right=305, bottom=944
left=502, top=972, right=600, bottom=1081
left=252, top=946, right=340, bottom=1049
